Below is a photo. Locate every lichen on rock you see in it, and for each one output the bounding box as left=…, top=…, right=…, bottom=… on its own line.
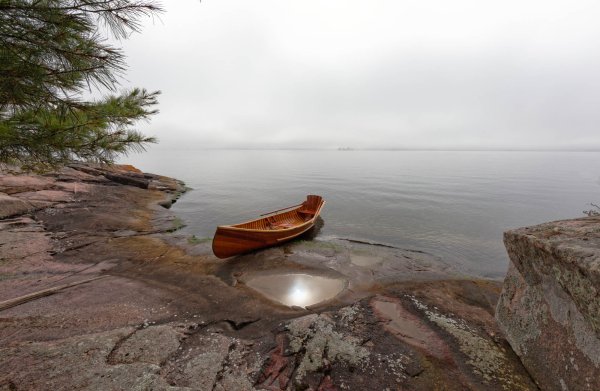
left=286, top=313, right=369, bottom=381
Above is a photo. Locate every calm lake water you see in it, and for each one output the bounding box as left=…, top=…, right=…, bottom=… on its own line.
left=124, top=150, right=600, bottom=278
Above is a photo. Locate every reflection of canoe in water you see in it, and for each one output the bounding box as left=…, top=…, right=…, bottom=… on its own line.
left=212, top=195, right=325, bottom=259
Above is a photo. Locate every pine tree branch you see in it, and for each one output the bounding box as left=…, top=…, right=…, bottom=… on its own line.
left=0, top=0, right=164, bottom=169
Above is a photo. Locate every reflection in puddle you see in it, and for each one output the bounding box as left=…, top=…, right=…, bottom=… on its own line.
left=246, top=273, right=345, bottom=308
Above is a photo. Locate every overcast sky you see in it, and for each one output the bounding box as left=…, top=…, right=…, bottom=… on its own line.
left=117, top=0, right=600, bottom=149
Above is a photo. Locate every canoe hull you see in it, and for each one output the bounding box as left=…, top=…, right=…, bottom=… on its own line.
left=212, top=195, right=325, bottom=259
left=212, top=221, right=314, bottom=258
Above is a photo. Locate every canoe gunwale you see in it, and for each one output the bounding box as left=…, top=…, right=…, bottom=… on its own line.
left=217, top=220, right=312, bottom=233
left=216, top=200, right=325, bottom=233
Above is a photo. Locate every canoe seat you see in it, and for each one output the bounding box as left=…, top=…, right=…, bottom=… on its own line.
left=267, top=217, right=294, bottom=229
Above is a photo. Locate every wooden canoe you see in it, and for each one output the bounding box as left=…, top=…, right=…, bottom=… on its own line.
left=212, top=195, right=325, bottom=258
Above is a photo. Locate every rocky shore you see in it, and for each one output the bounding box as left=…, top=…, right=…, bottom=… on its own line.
left=0, top=164, right=538, bottom=390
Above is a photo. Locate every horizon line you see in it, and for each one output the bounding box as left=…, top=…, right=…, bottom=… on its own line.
left=149, top=146, right=600, bottom=152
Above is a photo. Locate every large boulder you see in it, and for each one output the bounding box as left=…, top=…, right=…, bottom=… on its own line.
left=496, top=217, right=600, bottom=391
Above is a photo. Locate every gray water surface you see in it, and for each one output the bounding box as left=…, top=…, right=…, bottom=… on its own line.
left=124, top=149, right=600, bottom=278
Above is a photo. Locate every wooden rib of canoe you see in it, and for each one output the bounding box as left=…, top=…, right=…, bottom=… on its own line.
left=212, top=195, right=325, bottom=259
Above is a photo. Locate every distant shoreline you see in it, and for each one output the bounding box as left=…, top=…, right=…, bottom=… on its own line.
left=140, top=146, right=600, bottom=152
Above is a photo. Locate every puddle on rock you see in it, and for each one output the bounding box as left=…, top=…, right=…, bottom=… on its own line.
left=245, top=273, right=346, bottom=308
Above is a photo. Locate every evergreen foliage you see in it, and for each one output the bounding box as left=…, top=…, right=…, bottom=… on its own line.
left=0, top=0, right=163, bottom=169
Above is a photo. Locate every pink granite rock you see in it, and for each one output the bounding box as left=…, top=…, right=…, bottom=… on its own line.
left=0, top=175, right=54, bottom=195
left=15, top=190, right=75, bottom=203
left=0, top=193, right=33, bottom=219
left=496, top=217, right=600, bottom=391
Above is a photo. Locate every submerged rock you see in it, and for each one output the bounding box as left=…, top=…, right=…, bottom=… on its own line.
left=497, top=217, right=600, bottom=391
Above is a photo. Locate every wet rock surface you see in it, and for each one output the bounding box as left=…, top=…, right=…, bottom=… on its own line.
left=497, top=218, right=600, bottom=391
left=1, top=164, right=537, bottom=390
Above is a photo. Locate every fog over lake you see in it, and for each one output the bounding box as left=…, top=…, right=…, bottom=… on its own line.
left=118, top=0, right=600, bottom=150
